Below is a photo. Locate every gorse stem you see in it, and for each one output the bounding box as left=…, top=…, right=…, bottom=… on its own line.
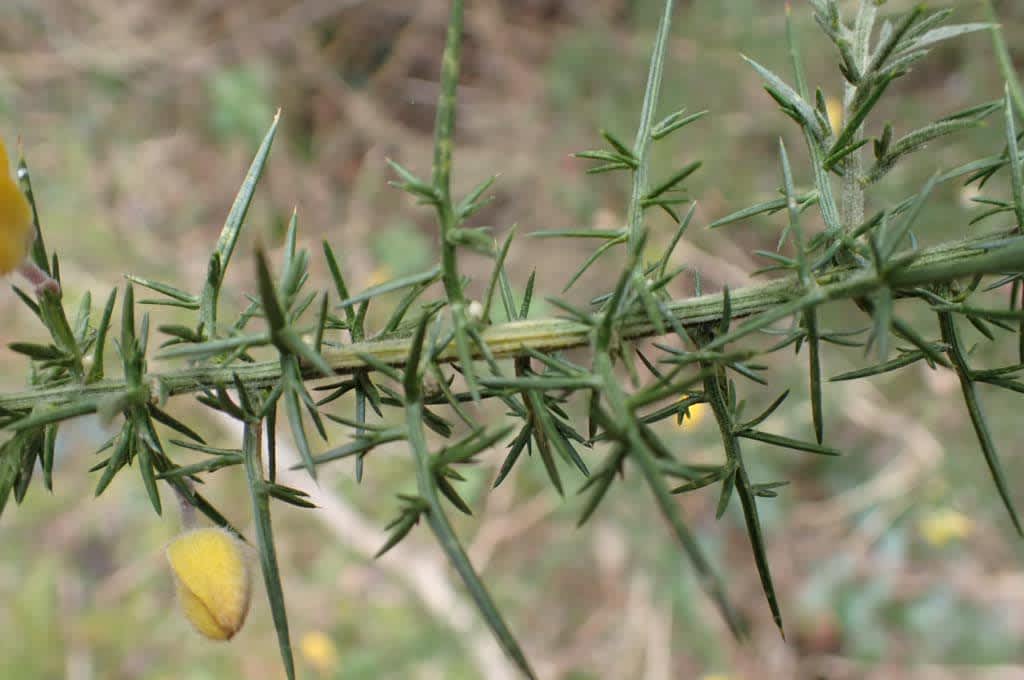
left=626, top=0, right=675, bottom=257
left=432, top=0, right=466, bottom=306
left=839, top=2, right=876, bottom=233
left=1, top=228, right=1018, bottom=416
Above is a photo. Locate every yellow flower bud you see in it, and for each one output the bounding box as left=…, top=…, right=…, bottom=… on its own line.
left=467, top=299, right=484, bottom=322
left=166, top=527, right=252, bottom=641
left=825, top=96, right=843, bottom=134
left=0, top=136, right=34, bottom=277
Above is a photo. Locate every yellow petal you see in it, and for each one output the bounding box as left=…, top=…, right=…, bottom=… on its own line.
left=176, top=582, right=234, bottom=641
left=167, top=528, right=252, bottom=641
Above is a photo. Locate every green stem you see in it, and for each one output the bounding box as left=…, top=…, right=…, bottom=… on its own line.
left=840, top=1, right=877, bottom=232
left=3, top=228, right=1024, bottom=414
left=432, top=0, right=466, bottom=304
left=626, top=0, right=675, bottom=256
left=594, top=352, right=747, bottom=639
left=937, top=311, right=1023, bottom=536
left=405, top=400, right=537, bottom=679
left=701, top=357, right=783, bottom=636
left=242, top=421, right=296, bottom=680
left=984, top=0, right=1024, bottom=120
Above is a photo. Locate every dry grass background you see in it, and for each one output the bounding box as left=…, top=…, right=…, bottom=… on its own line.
left=0, top=1, right=1023, bottom=678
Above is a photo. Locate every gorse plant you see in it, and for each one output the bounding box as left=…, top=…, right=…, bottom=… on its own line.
left=1, top=0, right=1023, bottom=677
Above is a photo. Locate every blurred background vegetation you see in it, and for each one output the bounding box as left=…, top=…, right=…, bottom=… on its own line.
left=1, top=1, right=1023, bottom=678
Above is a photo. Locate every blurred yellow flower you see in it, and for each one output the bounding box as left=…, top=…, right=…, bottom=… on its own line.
left=825, top=96, right=843, bottom=134
left=677, top=401, right=708, bottom=429
left=365, top=265, right=393, bottom=288
left=166, top=527, right=252, bottom=641
left=959, top=182, right=982, bottom=210
left=918, top=509, right=973, bottom=547
left=701, top=674, right=735, bottom=680
left=300, top=630, right=340, bottom=675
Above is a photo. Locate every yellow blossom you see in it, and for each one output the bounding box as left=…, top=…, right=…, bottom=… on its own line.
left=365, top=265, right=393, bottom=288
left=918, top=509, right=972, bottom=547
left=166, top=527, right=252, bottom=641
left=300, top=630, right=341, bottom=675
